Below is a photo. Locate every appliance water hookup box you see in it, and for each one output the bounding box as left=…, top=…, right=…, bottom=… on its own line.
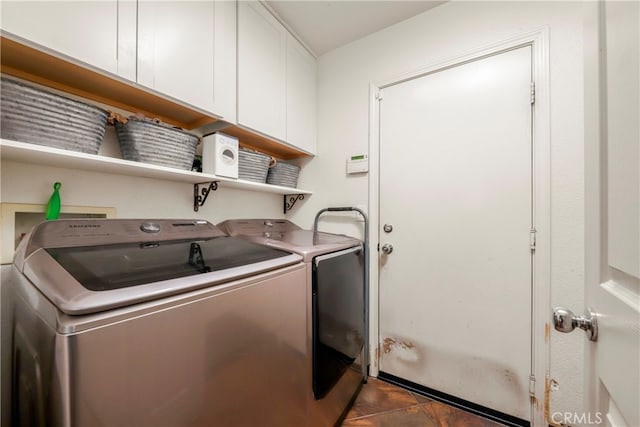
left=202, top=133, right=239, bottom=179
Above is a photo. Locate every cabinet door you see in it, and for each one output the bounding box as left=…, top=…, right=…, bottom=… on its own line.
left=286, top=34, right=317, bottom=155
left=137, top=0, right=236, bottom=120
left=237, top=1, right=287, bottom=141
left=0, top=0, right=136, bottom=80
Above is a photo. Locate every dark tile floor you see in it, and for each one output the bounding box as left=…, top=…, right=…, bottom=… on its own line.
left=341, top=378, right=505, bottom=427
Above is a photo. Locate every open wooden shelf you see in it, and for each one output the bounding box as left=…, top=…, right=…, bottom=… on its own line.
left=222, top=125, right=310, bottom=160
left=0, top=35, right=216, bottom=130
left=0, top=34, right=312, bottom=160
left=1, top=139, right=312, bottom=196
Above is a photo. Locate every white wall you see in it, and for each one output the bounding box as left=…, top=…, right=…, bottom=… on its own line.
left=291, top=1, right=587, bottom=421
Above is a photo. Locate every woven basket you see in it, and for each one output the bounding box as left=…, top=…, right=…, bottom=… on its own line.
left=0, top=75, right=108, bottom=154
left=115, top=117, right=199, bottom=170
left=267, top=161, right=300, bottom=188
left=238, top=149, right=271, bottom=183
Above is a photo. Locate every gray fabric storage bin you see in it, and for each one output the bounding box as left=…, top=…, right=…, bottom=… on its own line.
left=115, top=117, right=199, bottom=170
left=267, top=161, right=300, bottom=188
left=0, top=75, right=108, bottom=154
left=238, top=149, right=271, bottom=183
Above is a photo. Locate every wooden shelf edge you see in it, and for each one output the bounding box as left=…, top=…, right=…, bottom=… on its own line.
left=0, top=34, right=218, bottom=130
left=221, top=125, right=313, bottom=160
left=0, top=140, right=312, bottom=196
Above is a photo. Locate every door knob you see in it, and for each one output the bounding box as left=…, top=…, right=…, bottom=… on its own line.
left=553, top=307, right=598, bottom=342
left=381, top=243, right=393, bottom=254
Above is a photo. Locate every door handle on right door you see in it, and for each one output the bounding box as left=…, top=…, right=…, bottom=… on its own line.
left=381, top=244, right=393, bottom=254
left=553, top=307, right=598, bottom=342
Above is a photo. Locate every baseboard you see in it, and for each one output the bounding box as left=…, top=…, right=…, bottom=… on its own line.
left=377, top=371, right=530, bottom=427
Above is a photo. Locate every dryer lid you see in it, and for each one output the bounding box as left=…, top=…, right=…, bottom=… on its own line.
left=217, top=219, right=302, bottom=236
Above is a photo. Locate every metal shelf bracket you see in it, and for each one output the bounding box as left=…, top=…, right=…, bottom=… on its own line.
left=194, top=181, right=219, bottom=212
left=284, top=194, right=305, bottom=214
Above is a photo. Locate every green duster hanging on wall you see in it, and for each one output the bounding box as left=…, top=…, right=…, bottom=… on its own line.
left=46, top=182, right=62, bottom=220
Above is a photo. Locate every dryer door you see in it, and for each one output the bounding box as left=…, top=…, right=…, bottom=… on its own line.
left=312, top=246, right=364, bottom=399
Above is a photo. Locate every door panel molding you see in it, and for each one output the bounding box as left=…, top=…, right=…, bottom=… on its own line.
left=584, top=1, right=640, bottom=425
left=368, top=27, right=550, bottom=426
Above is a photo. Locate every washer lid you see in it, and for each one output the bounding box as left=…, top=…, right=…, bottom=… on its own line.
left=15, top=218, right=227, bottom=267
left=44, top=237, right=293, bottom=291
left=22, top=235, right=301, bottom=315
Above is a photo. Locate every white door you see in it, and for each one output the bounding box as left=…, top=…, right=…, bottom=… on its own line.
left=581, top=2, right=639, bottom=426
left=378, top=46, right=533, bottom=421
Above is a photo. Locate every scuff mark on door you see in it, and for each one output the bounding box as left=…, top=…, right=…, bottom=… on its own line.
left=381, top=337, right=420, bottom=363
left=545, top=322, right=550, bottom=343
left=545, top=375, right=563, bottom=427
left=383, top=337, right=396, bottom=353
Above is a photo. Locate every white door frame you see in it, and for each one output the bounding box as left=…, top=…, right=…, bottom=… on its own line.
left=367, top=27, right=550, bottom=425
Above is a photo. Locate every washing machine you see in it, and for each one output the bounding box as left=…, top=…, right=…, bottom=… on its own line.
left=217, top=219, right=365, bottom=426
left=2, top=218, right=309, bottom=427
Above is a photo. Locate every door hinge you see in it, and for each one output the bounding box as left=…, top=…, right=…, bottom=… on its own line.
left=530, top=82, right=535, bottom=105
left=376, top=92, right=383, bottom=102
left=529, top=228, right=537, bottom=252
left=529, top=375, right=536, bottom=397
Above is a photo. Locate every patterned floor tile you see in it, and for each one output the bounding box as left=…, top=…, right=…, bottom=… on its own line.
left=341, top=378, right=506, bottom=427
left=342, top=406, right=438, bottom=427
left=420, top=400, right=505, bottom=427
left=411, top=391, right=433, bottom=404
left=344, top=378, right=419, bottom=419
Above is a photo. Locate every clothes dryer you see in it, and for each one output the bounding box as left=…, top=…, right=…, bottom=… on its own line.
left=217, top=219, right=365, bottom=426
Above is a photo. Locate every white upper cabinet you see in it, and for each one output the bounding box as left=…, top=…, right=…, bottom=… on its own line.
left=2, top=0, right=313, bottom=156
left=237, top=1, right=317, bottom=155
left=0, top=0, right=137, bottom=81
left=237, top=1, right=287, bottom=141
left=286, top=33, right=317, bottom=155
left=1, top=1, right=236, bottom=121
left=137, top=1, right=236, bottom=121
